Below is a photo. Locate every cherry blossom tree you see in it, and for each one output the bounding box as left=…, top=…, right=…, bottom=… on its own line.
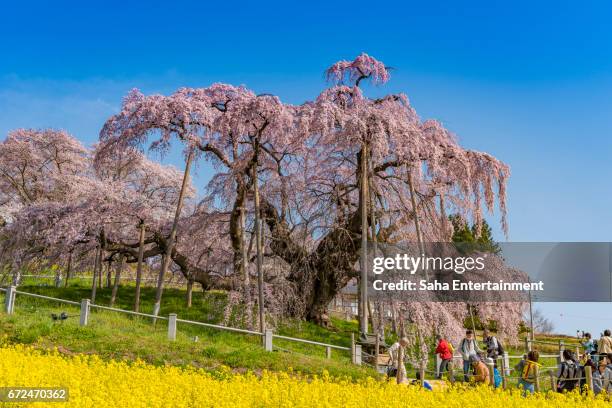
left=0, top=53, right=525, bottom=344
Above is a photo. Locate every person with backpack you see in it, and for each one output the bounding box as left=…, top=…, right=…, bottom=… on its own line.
left=483, top=329, right=503, bottom=360
left=459, top=330, right=482, bottom=381
left=557, top=350, right=582, bottom=393
left=515, top=350, right=540, bottom=395
left=435, top=335, right=453, bottom=379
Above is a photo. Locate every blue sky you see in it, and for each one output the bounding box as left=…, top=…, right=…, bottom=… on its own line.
left=1, top=0, right=611, bottom=335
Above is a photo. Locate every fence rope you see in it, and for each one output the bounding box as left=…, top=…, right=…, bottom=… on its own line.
left=14, top=290, right=80, bottom=306
left=89, top=303, right=168, bottom=320
left=176, top=318, right=261, bottom=335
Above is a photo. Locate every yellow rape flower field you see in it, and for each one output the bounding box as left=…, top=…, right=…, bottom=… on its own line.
left=0, top=345, right=608, bottom=408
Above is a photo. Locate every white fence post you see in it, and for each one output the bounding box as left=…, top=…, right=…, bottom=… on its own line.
left=354, top=344, right=362, bottom=366
left=503, top=352, right=510, bottom=376
left=168, top=313, right=177, bottom=341
left=326, top=346, right=331, bottom=359
left=264, top=329, right=273, bottom=351
left=80, top=299, right=90, bottom=326
left=5, top=286, right=16, bottom=314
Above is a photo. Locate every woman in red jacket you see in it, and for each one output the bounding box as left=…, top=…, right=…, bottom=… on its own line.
left=435, top=335, right=454, bottom=379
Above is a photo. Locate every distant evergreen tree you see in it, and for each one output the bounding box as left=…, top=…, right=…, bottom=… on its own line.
left=450, top=215, right=500, bottom=254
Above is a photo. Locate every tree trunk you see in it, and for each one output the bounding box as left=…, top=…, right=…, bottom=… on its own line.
left=252, top=163, right=265, bottom=333
left=134, top=222, right=145, bottom=312
left=407, top=168, right=426, bottom=279
left=110, top=254, right=124, bottom=307
left=106, top=260, right=112, bottom=288
left=54, top=265, right=62, bottom=288
left=91, top=246, right=101, bottom=303
left=439, top=192, right=449, bottom=240
left=63, top=251, right=72, bottom=288
left=390, top=301, right=398, bottom=335
left=186, top=279, right=193, bottom=308
left=240, top=202, right=253, bottom=329
left=153, top=148, right=194, bottom=317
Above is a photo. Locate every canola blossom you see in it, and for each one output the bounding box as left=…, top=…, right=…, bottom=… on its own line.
left=0, top=345, right=608, bottom=407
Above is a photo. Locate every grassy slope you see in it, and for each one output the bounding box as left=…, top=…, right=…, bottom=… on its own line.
left=0, top=281, right=376, bottom=380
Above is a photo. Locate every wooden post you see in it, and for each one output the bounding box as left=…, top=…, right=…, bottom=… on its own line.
left=549, top=370, right=556, bottom=391
left=354, top=344, right=362, bottom=366
left=524, top=337, right=530, bottom=352
left=449, top=365, right=455, bottom=385
left=326, top=346, right=331, bottom=359
left=264, top=329, right=273, bottom=352
left=351, top=333, right=356, bottom=363
left=585, top=365, right=593, bottom=391
left=396, top=344, right=404, bottom=384
left=358, top=143, right=369, bottom=335
left=374, top=334, right=380, bottom=372
left=534, top=364, right=541, bottom=392
left=500, top=357, right=508, bottom=389
left=167, top=313, right=177, bottom=341
left=252, top=162, right=266, bottom=334
left=559, top=340, right=565, bottom=359
left=79, top=299, right=90, bottom=326
left=419, top=365, right=426, bottom=387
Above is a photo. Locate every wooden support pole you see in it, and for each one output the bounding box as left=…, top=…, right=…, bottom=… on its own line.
left=534, top=365, right=541, bottom=392
left=500, top=357, right=508, bottom=389
left=585, top=365, right=593, bottom=391
left=374, top=334, right=380, bottom=372
left=549, top=370, right=556, bottom=391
